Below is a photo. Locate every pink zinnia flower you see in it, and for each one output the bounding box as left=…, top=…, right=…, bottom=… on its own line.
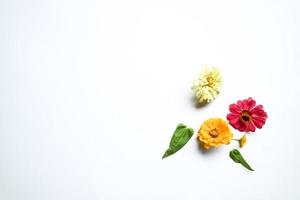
left=226, top=97, right=268, bottom=132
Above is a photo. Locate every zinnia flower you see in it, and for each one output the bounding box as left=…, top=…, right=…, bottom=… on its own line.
left=227, top=97, right=268, bottom=132
left=198, top=118, right=233, bottom=150
left=192, top=65, right=222, bottom=104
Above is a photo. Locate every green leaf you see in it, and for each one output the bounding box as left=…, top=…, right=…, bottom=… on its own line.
left=162, top=123, right=194, bottom=159
left=229, top=149, right=254, bottom=171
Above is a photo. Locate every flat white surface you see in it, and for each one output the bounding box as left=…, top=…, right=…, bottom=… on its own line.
left=1, top=0, right=300, bottom=199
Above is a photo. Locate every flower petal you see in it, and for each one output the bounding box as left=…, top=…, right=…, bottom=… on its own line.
left=229, top=104, right=242, bottom=114
left=252, top=118, right=265, bottom=129
left=237, top=100, right=245, bottom=110
left=252, top=110, right=267, bottom=119
left=251, top=105, right=267, bottom=126
left=246, top=121, right=256, bottom=132
left=250, top=105, right=264, bottom=114
left=233, top=120, right=247, bottom=132
left=227, top=113, right=240, bottom=124
left=247, top=97, right=256, bottom=110
left=241, top=99, right=250, bottom=110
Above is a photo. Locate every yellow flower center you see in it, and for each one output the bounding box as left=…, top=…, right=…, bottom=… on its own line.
left=207, top=76, right=214, bottom=85
left=209, top=129, right=219, bottom=138
left=241, top=111, right=251, bottom=123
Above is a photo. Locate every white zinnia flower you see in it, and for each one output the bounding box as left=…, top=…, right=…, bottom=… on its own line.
left=192, top=65, right=222, bottom=103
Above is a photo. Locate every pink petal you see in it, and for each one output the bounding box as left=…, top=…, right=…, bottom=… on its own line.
left=233, top=120, right=246, bottom=132
left=252, top=118, right=265, bottom=129
left=237, top=100, right=245, bottom=110
left=246, top=121, right=256, bottom=132
left=229, top=104, right=242, bottom=114
left=250, top=105, right=264, bottom=114
left=227, top=113, right=240, bottom=124
left=241, top=99, right=250, bottom=110
left=252, top=111, right=267, bottom=119
left=252, top=110, right=267, bottom=124
left=252, top=115, right=267, bottom=122
left=247, top=97, right=256, bottom=110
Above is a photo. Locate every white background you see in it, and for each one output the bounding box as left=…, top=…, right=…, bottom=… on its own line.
left=1, top=0, right=300, bottom=199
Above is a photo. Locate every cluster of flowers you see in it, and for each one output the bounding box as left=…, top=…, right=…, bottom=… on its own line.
left=162, top=65, right=268, bottom=171
left=192, top=65, right=267, bottom=151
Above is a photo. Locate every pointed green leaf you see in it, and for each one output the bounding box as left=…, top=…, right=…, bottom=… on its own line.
left=162, top=124, right=194, bottom=159
left=229, top=149, right=254, bottom=171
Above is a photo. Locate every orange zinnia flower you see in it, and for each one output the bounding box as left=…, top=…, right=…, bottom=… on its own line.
left=198, top=118, right=233, bottom=149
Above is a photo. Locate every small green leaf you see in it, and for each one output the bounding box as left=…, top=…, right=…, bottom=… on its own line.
left=229, top=149, right=254, bottom=171
left=162, top=123, right=194, bottom=159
